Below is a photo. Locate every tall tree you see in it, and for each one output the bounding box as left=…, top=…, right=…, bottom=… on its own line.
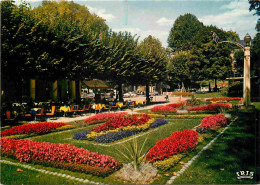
left=168, top=13, right=204, bottom=51
left=99, top=31, right=139, bottom=101
left=191, top=26, right=238, bottom=91
left=249, top=0, right=260, bottom=99
left=137, top=35, right=167, bottom=102
left=1, top=1, right=49, bottom=100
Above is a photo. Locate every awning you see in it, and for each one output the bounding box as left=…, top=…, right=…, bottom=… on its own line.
left=83, top=79, right=109, bottom=89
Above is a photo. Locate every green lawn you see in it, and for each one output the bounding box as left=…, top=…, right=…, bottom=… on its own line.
left=194, top=92, right=228, bottom=99
left=1, top=162, right=84, bottom=184
left=252, top=102, right=260, bottom=111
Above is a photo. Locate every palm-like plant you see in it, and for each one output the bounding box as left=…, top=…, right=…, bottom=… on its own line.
left=116, top=137, right=148, bottom=171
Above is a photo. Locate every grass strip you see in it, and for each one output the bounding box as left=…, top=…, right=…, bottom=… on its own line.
left=1, top=160, right=98, bottom=185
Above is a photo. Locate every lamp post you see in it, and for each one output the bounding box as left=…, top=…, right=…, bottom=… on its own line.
left=243, top=33, right=251, bottom=106
left=211, top=32, right=251, bottom=106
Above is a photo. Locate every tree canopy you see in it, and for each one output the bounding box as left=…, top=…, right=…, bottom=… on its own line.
left=168, top=13, right=204, bottom=51
left=1, top=0, right=168, bottom=102
left=167, top=15, right=239, bottom=90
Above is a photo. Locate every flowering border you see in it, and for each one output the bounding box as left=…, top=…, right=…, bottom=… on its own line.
left=1, top=122, right=70, bottom=137
left=146, top=130, right=198, bottom=162
left=1, top=138, right=121, bottom=176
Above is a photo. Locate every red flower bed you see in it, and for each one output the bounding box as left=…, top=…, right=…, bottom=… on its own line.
left=200, top=114, right=227, bottom=130
left=1, top=138, right=121, bottom=176
left=206, top=97, right=241, bottom=101
left=189, top=103, right=232, bottom=112
left=84, top=112, right=127, bottom=125
left=93, top=114, right=151, bottom=133
left=151, top=105, right=177, bottom=112
left=1, top=122, right=67, bottom=137
left=166, top=101, right=186, bottom=108
left=146, top=130, right=198, bottom=162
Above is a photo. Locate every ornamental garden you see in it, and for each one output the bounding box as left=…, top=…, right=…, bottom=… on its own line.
left=2, top=96, right=258, bottom=184
left=1, top=0, right=259, bottom=184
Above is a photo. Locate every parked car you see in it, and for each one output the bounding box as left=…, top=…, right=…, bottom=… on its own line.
left=123, top=92, right=131, bottom=98
left=123, top=92, right=137, bottom=98
left=173, top=89, right=181, bottom=92
left=150, top=91, right=159, bottom=96
left=130, top=92, right=137, bottom=97
left=190, top=88, right=197, bottom=93
left=198, top=87, right=209, bottom=92
left=86, top=93, right=95, bottom=98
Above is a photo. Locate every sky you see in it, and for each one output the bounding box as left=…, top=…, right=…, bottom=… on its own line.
left=21, top=0, right=258, bottom=47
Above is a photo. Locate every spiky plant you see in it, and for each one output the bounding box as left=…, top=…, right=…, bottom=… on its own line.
left=116, top=137, right=148, bottom=171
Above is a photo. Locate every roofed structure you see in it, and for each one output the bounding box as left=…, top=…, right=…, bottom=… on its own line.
left=83, top=79, right=109, bottom=89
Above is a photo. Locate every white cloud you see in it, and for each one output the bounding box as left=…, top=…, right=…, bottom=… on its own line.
left=113, top=27, right=169, bottom=47
left=199, top=1, right=258, bottom=39
left=156, top=17, right=175, bottom=26
left=87, top=6, right=116, bottom=22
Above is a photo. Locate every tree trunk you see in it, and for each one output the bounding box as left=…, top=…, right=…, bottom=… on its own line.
left=208, top=82, right=211, bottom=92
left=118, top=83, right=123, bottom=102
left=146, top=83, right=150, bottom=103
left=214, top=79, right=218, bottom=92
left=75, top=80, right=80, bottom=104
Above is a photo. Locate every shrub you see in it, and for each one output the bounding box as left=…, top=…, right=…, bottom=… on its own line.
left=186, top=97, right=202, bottom=106
left=1, top=138, right=121, bottom=176
left=84, top=112, right=127, bottom=125
left=94, top=131, right=141, bottom=143
left=150, top=119, right=168, bottom=128
left=151, top=105, right=177, bottom=113
left=93, top=114, right=151, bottom=133
left=73, top=130, right=89, bottom=140
left=200, top=114, right=227, bottom=130
left=1, top=122, right=67, bottom=137
left=146, top=130, right=198, bottom=162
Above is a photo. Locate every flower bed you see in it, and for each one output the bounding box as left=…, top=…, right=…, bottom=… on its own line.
left=189, top=103, right=232, bottom=112
left=153, top=153, right=186, bottom=171
left=150, top=119, right=168, bottom=128
left=87, top=118, right=155, bottom=140
left=151, top=105, right=177, bottom=113
left=200, top=114, right=227, bottom=130
left=93, top=114, right=151, bottom=133
left=166, top=114, right=213, bottom=119
left=148, top=114, right=165, bottom=118
left=94, top=130, right=141, bottom=143
left=73, top=130, right=90, bottom=140
left=84, top=112, right=127, bottom=125
left=166, top=101, right=185, bottom=108
left=1, top=138, right=121, bottom=176
left=206, top=97, right=241, bottom=102
left=1, top=122, right=69, bottom=137
left=73, top=118, right=168, bottom=143
left=171, top=92, right=194, bottom=97
left=146, top=130, right=198, bottom=162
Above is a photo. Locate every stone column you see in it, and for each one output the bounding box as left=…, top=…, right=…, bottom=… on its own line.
left=243, top=46, right=251, bottom=106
